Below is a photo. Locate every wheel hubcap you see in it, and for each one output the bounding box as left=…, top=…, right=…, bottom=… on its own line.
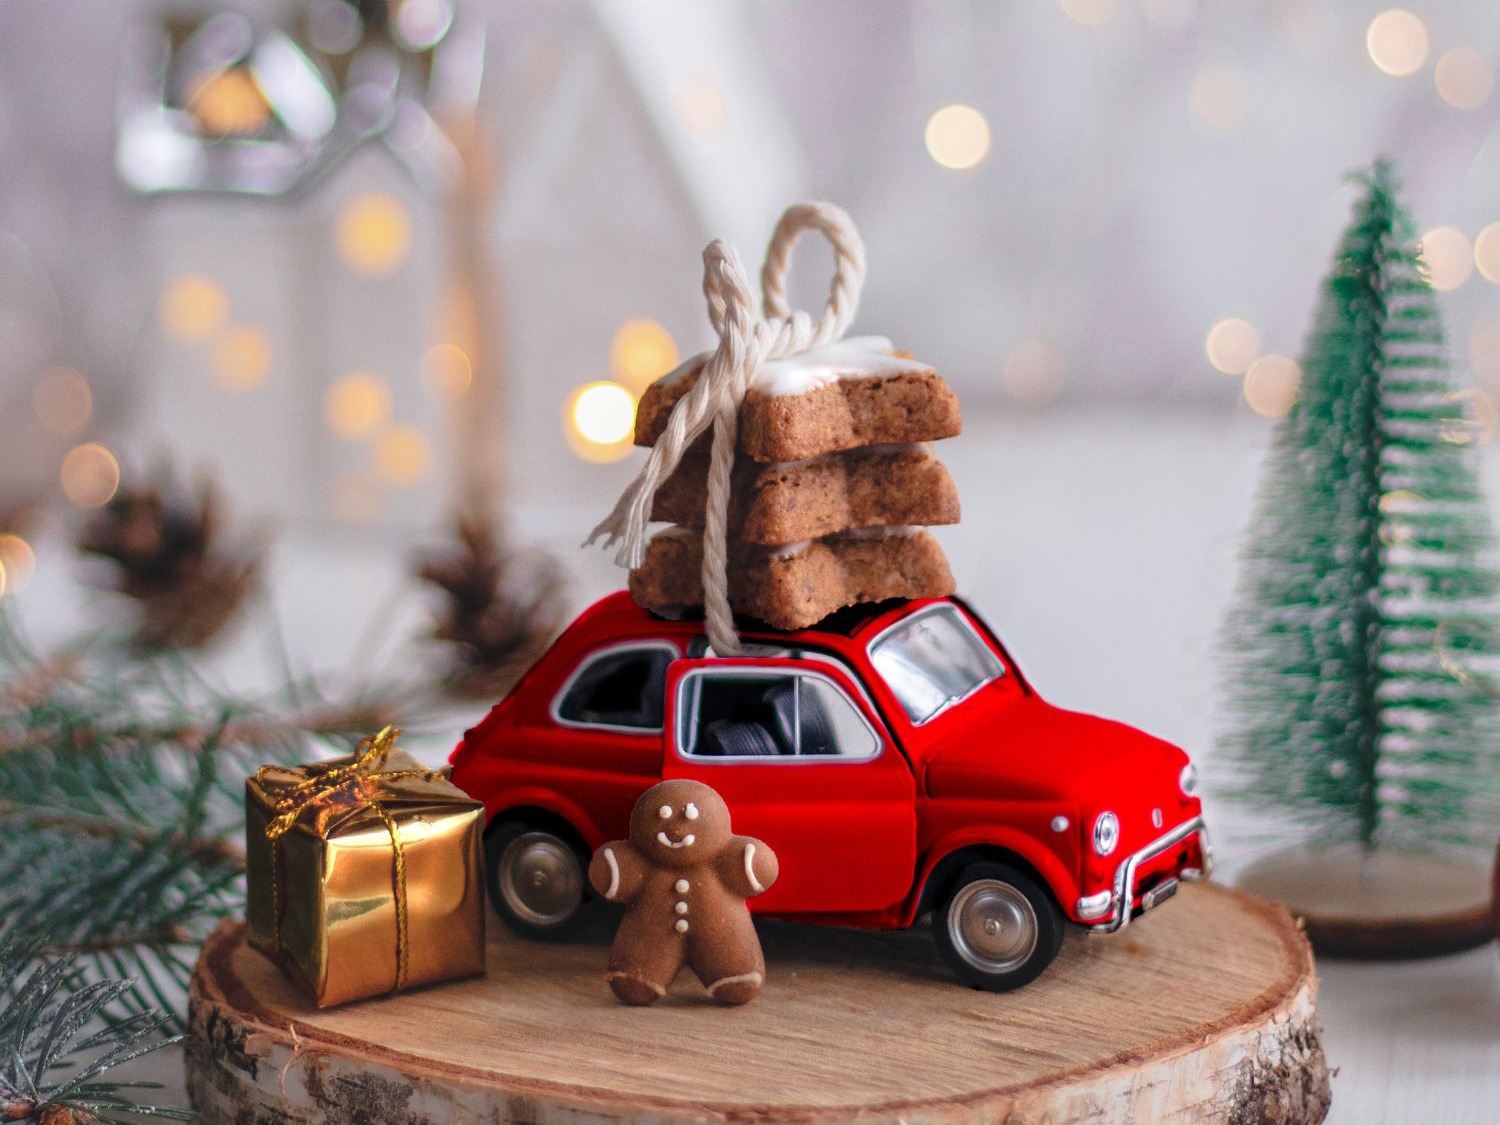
left=499, top=832, right=582, bottom=926
left=949, top=879, right=1039, bottom=974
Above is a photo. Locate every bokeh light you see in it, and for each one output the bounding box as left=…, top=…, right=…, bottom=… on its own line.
left=1059, top=0, right=1120, bottom=27
left=187, top=67, right=271, bottom=136
left=1434, top=47, right=1492, bottom=109
left=374, top=424, right=432, bottom=483
left=924, top=105, right=991, bottom=171
left=1419, top=227, right=1472, bottom=291
left=1442, top=389, right=1497, bottom=445
left=60, top=443, right=120, bottom=509
left=611, top=318, right=679, bottom=393
left=158, top=276, right=229, bottom=341
left=1000, top=338, right=1065, bottom=406
left=325, top=371, right=392, bottom=437
left=0, top=534, right=36, bottom=597
left=1189, top=69, right=1248, bottom=131
left=1243, top=353, right=1302, bottom=418
left=31, top=367, right=93, bottom=437
left=567, top=381, right=636, bottom=462
left=421, top=343, right=473, bottom=399
left=1472, top=223, right=1500, bottom=284
left=1205, top=317, right=1261, bottom=375
left=1366, top=9, right=1428, bottom=77
left=213, top=324, right=272, bottom=390
left=336, top=193, right=412, bottom=276
left=672, top=76, right=729, bottom=137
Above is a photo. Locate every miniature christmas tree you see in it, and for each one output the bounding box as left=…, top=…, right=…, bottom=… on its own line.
left=1223, top=160, right=1500, bottom=953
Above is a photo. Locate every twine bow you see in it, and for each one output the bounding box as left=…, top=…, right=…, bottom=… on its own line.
left=257, top=725, right=443, bottom=993
left=587, top=202, right=866, bottom=655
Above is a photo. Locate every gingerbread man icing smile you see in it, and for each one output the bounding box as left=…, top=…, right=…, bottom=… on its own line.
left=589, top=779, right=779, bottom=1005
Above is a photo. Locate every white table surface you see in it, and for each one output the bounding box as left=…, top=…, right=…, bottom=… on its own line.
left=14, top=402, right=1499, bottom=1123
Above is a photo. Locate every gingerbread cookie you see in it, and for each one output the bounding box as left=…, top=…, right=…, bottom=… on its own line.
left=588, top=779, right=778, bottom=1006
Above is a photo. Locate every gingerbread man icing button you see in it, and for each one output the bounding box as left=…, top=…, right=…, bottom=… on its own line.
left=588, top=779, right=779, bottom=1006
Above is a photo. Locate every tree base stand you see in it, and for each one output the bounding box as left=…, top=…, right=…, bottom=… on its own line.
left=186, top=882, right=1329, bottom=1124
left=1237, top=843, right=1494, bottom=960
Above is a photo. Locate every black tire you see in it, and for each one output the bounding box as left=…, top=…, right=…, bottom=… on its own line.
left=931, top=861, right=1064, bottom=992
left=484, top=820, right=592, bottom=940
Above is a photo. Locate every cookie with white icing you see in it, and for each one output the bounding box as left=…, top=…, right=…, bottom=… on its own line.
left=635, top=336, right=961, bottom=464
left=630, top=526, right=955, bottom=631
left=587, top=779, right=778, bottom=1006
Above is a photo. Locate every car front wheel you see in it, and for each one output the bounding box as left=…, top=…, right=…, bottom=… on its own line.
left=485, top=821, right=590, bottom=940
left=932, top=861, right=1064, bottom=991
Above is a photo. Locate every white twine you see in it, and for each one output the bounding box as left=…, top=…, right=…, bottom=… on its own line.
left=586, top=202, right=866, bottom=655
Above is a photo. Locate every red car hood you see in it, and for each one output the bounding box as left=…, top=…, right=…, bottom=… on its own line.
left=922, top=693, right=1186, bottom=801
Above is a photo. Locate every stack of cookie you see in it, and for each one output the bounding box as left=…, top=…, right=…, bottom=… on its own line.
left=628, top=335, right=961, bottom=630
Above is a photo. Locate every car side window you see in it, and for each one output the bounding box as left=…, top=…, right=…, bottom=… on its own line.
left=679, top=671, right=880, bottom=760
left=556, top=644, right=676, bottom=732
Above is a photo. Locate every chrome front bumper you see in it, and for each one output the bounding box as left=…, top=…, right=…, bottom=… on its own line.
left=1085, top=816, right=1211, bottom=934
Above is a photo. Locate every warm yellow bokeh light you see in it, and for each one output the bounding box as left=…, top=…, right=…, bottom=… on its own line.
left=1189, top=69, right=1248, bottom=131
left=31, top=367, right=93, bottom=437
left=1243, top=354, right=1302, bottom=419
left=187, top=67, right=271, bottom=136
left=1366, top=9, right=1429, bottom=77
left=158, top=276, right=229, bottom=342
left=1059, top=0, right=1120, bottom=27
left=1205, top=317, right=1261, bottom=375
left=924, top=104, right=991, bottom=171
left=374, top=424, right=432, bottom=484
left=213, top=324, right=272, bottom=391
left=611, top=318, right=679, bottom=392
left=0, top=534, right=36, bottom=597
left=1442, top=388, right=1497, bottom=445
left=325, top=371, right=392, bottom=438
left=1420, top=227, right=1472, bottom=291
left=672, top=76, right=729, bottom=137
left=1000, top=338, right=1065, bottom=406
left=421, top=344, right=473, bottom=399
left=566, top=382, right=636, bottom=462
left=60, top=443, right=120, bottom=509
left=336, top=193, right=412, bottom=276
left=1434, top=47, right=1492, bottom=109
left=1472, top=223, right=1500, bottom=284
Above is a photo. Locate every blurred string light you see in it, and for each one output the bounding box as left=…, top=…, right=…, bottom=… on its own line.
left=1189, top=68, right=1248, bottom=131
left=0, top=534, right=36, bottom=597
left=158, top=275, right=229, bottom=341
left=566, top=381, right=636, bottom=463
left=325, top=371, right=392, bottom=437
left=1366, top=9, right=1429, bottom=77
left=672, top=76, right=729, bottom=138
left=60, top=443, right=120, bottom=509
left=1434, top=47, right=1492, bottom=109
left=421, top=343, right=473, bottom=399
left=336, top=193, right=412, bottom=276
left=213, top=324, right=272, bottom=390
left=611, top=318, right=679, bottom=393
left=31, top=367, right=93, bottom=437
left=1000, top=338, right=1065, bottom=406
left=186, top=66, right=271, bottom=137
left=1472, top=223, right=1500, bottom=283
left=375, top=424, right=432, bottom=483
left=1205, top=317, right=1261, bottom=375
left=1243, top=354, right=1302, bottom=419
left=1058, top=0, right=1120, bottom=28
left=924, top=104, right=991, bottom=171
left=1441, top=389, right=1497, bottom=445
left=1419, top=227, right=1472, bottom=291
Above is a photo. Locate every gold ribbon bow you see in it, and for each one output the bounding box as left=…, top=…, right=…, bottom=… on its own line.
left=256, top=725, right=444, bottom=993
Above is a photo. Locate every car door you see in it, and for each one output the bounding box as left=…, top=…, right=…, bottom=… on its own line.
left=662, top=657, right=917, bottom=915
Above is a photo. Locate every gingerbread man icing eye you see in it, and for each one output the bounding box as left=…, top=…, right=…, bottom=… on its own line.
left=684, top=802, right=700, bottom=821
left=658, top=804, right=673, bottom=819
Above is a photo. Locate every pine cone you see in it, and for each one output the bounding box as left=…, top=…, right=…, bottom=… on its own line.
left=36, top=1105, right=95, bottom=1125
left=416, top=517, right=566, bottom=699
left=76, top=464, right=261, bottom=649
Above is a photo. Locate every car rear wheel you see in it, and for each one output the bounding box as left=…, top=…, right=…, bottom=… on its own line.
left=485, top=820, right=590, bottom=940
left=932, top=861, right=1064, bottom=991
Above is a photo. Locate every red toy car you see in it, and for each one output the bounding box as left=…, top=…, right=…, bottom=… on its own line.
left=450, top=591, right=1209, bottom=990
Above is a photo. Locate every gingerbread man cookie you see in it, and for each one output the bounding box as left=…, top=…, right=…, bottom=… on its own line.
left=588, top=779, right=778, bottom=1006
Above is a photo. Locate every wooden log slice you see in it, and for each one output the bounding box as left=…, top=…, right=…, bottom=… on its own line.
left=1237, top=844, right=1495, bottom=960
left=186, top=882, right=1330, bottom=1124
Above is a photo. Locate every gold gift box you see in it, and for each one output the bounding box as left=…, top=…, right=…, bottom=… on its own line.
left=246, top=729, right=486, bottom=1007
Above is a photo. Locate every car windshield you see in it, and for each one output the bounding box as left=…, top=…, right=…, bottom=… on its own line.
left=869, top=605, right=1003, bottom=724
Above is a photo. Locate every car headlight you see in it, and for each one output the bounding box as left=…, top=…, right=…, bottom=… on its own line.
left=1092, top=811, right=1119, bottom=857
left=1180, top=763, right=1199, bottom=798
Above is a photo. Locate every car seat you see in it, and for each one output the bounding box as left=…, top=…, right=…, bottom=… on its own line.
left=763, top=681, right=837, bottom=755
